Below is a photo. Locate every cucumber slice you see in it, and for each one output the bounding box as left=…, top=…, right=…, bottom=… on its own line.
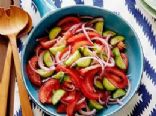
left=113, top=89, right=126, bottom=99
left=94, top=80, right=104, bottom=90
left=88, top=100, right=103, bottom=110
left=52, top=89, right=65, bottom=105
left=112, top=47, right=120, bottom=57
left=43, top=51, right=53, bottom=67
left=53, top=71, right=64, bottom=82
left=115, top=56, right=126, bottom=70
left=49, top=45, right=65, bottom=55
left=103, top=78, right=116, bottom=91
left=37, top=69, right=54, bottom=78
left=95, top=21, right=104, bottom=35
left=103, top=30, right=116, bottom=37
left=83, top=47, right=93, bottom=56
left=49, top=27, right=61, bottom=40
left=113, top=47, right=126, bottom=70
left=63, top=75, right=71, bottom=82
left=65, top=50, right=81, bottom=66
left=76, top=58, right=91, bottom=67
left=110, top=36, right=125, bottom=45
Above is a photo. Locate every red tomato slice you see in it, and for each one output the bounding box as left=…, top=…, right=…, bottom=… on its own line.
left=67, top=32, right=99, bottom=43
left=58, top=16, right=80, bottom=27
left=67, top=93, right=80, bottom=116
left=39, top=79, right=60, bottom=104
left=104, top=67, right=128, bottom=89
left=40, top=39, right=56, bottom=49
left=72, top=41, right=92, bottom=53
left=61, top=91, right=76, bottom=103
left=57, top=103, right=67, bottom=113
left=26, top=56, right=41, bottom=87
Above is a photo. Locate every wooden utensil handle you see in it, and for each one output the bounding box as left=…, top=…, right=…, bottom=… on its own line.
left=9, top=34, right=33, bottom=116
left=0, top=42, right=12, bottom=116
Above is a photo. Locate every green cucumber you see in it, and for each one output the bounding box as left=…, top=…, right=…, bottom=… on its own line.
left=76, top=58, right=91, bottom=67
left=37, top=69, right=54, bottom=78
left=110, top=36, right=125, bottom=45
left=88, top=100, right=103, bottom=110
left=95, top=21, right=104, bottom=35
left=52, top=89, right=65, bottom=105
left=103, top=30, right=116, bottom=37
left=113, top=47, right=126, bottom=70
left=83, top=47, right=93, bottom=56
left=43, top=51, right=53, bottom=67
left=65, top=50, right=81, bottom=66
left=103, top=78, right=116, bottom=91
left=112, top=47, right=120, bottom=57
left=93, top=44, right=103, bottom=54
left=49, top=27, right=61, bottom=40
left=113, top=89, right=126, bottom=99
left=49, top=45, right=65, bottom=55
left=94, top=80, right=104, bottom=90
left=115, top=56, right=126, bottom=70
left=53, top=71, right=64, bottom=82
left=63, top=75, right=71, bottom=82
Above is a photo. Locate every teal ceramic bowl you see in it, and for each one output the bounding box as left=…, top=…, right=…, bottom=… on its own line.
left=22, top=4, right=143, bottom=116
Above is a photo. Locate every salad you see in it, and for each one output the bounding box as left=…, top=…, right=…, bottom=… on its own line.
left=26, top=16, right=129, bottom=116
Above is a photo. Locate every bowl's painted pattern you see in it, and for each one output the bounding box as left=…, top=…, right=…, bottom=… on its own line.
left=14, top=0, right=156, bottom=116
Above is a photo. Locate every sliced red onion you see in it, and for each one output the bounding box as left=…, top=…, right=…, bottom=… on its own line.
left=55, top=52, right=61, bottom=63
left=63, top=84, right=75, bottom=91
left=76, top=27, right=97, bottom=34
left=38, top=51, right=55, bottom=71
left=89, top=17, right=103, bottom=24
left=82, top=23, right=94, bottom=45
left=98, top=94, right=109, bottom=105
left=80, top=64, right=101, bottom=74
left=61, top=46, right=71, bottom=60
left=79, top=109, right=96, bottom=116
left=77, top=97, right=86, bottom=105
left=68, top=23, right=82, bottom=34
left=72, top=57, right=104, bottom=77
left=28, top=61, right=40, bottom=74
left=36, top=46, right=42, bottom=57
left=75, top=113, right=84, bottom=116
left=91, top=37, right=110, bottom=64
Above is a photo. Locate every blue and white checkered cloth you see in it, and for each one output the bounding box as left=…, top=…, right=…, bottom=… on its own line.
left=14, top=0, right=156, bottom=115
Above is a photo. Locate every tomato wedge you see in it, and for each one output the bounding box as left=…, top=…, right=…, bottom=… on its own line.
left=58, top=16, right=80, bottom=27
left=104, top=67, right=128, bottom=89
left=61, top=90, right=76, bottom=103
left=67, top=32, right=99, bottom=43
left=40, top=39, right=56, bottom=49
left=26, top=56, right=41, bottom=87
left=57, top=103, right=67, bottom=113
left=67, top=92, right=80, bottom=116
left=56, top=65, right=82, bottom=88
left=39, top=79, right=60, bottom=103
left=72, top=41, right=92, bottom=53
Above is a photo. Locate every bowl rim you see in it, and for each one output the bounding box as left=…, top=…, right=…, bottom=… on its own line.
left=21, top=5, right=144, bottom=116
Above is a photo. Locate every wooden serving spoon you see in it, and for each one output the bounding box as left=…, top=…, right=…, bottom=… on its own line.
left=0, top=6, right=33, bottom=116
left=0, top=7, right=32, bottom=116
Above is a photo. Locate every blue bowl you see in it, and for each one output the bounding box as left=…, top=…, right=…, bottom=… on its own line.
left=22, top=5, right=143, bottom=116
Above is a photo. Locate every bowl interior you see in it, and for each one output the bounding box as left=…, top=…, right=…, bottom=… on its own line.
left=22, top=5, right=143, bottom=116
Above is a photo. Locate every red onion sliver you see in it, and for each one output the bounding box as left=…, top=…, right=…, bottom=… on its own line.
left=63, top=84, right=75, bottom=92
left=38, top=51, right=55, bottom=71
left=76, top=27, right=97, bottom=34
left=79, top=109, right=96, bottom=116
left=80, top=64, right=101, bottom=74
left=77, top=97, right=86, bottom=105
left=80, top=16, right=93, bottom=19
left=28, top=61, right=39, bottom=74
left=89, top=17, right=103, bottom=24
left=82, top=23, right=94, bottom=45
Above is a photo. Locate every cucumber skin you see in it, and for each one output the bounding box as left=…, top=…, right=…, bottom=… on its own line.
left=103, top=78, right=116, bottom=91
left=65, top=50, right=81, bottom=66
left=94, top=80, right=104, bottom=90
left=37, top=69, right=54, bottom=78
left=43, top=51, right=53, bottom=67
left=103, top=30, right=116, bottom=37
left=95, top=21, right=104, bottom=35
left=76, top=58, right=91, bottom=67
left=51, top=89, right=65, bottom=105
left=110, top=36, right=125, bottom=45
left=49, top=27, right=61, bottom=40
left=88, top=100, right=103, bottom=110
left=113, top=89, right=126, bottom=99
